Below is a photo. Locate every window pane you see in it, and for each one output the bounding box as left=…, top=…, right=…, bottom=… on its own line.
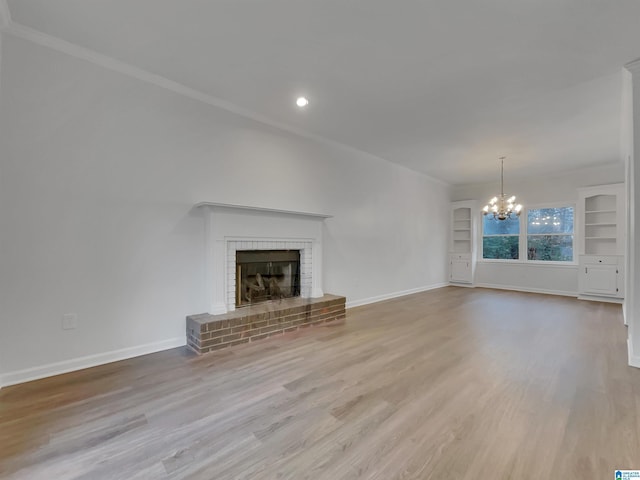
left=483, top=236, right=519, bottom=259
left=527, top=235, right=573, bottom=261
left=527, top=207, right=573, bottom=235
left=483, top=215, right=520, bottom=235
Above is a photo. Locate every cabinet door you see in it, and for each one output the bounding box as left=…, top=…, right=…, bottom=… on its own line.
left=582, top=264, right=618, bottom=296
left=450, top=258, right=471, bottom=283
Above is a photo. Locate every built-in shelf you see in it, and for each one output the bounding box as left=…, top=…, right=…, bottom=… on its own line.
left=452, top=211, right=472, bottom=252
left=578, top=185, right=625, bottom=299
left=450, top=201, right=477, bottom=284
left=581, top=192, right=621, bottom=256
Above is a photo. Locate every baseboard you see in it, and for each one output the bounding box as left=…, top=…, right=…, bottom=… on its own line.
left=0, top=336, right=186, bottom=388
left=623, top=300, right=628, bottom=325
left=474, top=283, right=577, bottom=298
left=577, top=294, right=624, bottom=304
left=629, top=337, right=640, bottom=368
left=346, top=283, right=448, bottom=309
left=449, top=282, right=475, bottom=288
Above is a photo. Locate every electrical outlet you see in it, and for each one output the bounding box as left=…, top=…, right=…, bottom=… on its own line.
left=62, top=313, right=78, bottom=330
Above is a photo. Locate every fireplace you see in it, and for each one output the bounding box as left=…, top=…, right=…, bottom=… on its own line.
left=197, top=202, right=331, bottom=314
left=188, top=203, right=346, bottom=355
left=236, top=250, right=300, bottom=307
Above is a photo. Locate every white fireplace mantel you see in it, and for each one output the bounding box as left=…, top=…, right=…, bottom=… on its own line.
left=197, top=203, right=332, bottom=315
left=196, top=202, right=332, bottom=219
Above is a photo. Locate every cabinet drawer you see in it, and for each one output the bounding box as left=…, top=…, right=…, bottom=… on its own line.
left=449, top=254, right=471, bottom=261
left=580, top=255, right=620, bottom=265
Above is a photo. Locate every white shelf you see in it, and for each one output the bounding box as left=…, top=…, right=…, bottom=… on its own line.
left=581, top=190, right=621, bottom=257
left=450, top=202, right=476, bottom=274
left=585, top=210, right=616, bottom=214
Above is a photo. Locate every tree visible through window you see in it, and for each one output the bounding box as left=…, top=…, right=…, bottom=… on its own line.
left=482, top=215, right=519, bottom=259
left=527, top=207, right=574, bottom=261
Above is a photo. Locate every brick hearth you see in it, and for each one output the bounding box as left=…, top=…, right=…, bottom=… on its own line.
left=186, top=294, right=346, bottom=355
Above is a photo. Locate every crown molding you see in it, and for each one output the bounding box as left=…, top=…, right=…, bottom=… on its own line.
left=625, top=57, right=640, bottom=73
left=2, top=21, right=449, bottom=187
left=4, top=23, right=305, bottom=133
left=0, top=0, right=10, bottom=29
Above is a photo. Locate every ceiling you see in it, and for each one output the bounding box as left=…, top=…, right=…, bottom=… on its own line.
left=4, top=0, right=640, bottom=184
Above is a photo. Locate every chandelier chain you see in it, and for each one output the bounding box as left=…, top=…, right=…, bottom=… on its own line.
left=500, top=156, right=505, bottom=196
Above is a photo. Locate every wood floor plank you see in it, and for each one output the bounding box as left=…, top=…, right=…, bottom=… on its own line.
left=1, top=287, right=639, bottom=479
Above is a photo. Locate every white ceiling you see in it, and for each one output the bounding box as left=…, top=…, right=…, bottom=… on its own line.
left=4, top=0, right=640, bottom=184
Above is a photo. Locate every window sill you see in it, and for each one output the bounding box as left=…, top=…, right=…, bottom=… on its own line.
left=478, top=260, right=578, bottom=268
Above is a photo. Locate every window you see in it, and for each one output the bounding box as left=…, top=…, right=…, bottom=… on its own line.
left=481, top=205, right=574, bottom=262
left=527, top=207, right=574, bottom=261
left=482, top=215, right=519, bottom=259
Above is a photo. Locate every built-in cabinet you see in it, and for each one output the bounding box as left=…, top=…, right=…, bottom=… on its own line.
left=449, top=201, right=477, bottom=284
left=579, top=256, right=623, bottom=297
left=577, top=184, right=625, bottom=301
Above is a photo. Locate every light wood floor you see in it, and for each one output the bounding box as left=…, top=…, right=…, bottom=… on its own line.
left=1, top=287, right=639, bottom=479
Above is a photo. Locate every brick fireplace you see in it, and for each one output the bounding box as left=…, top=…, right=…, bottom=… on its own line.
left=186, top=203, right=345, bottom=355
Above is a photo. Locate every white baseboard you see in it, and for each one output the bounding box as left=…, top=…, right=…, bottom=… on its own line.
left=629, top=337, right=640, bottom=368
left=474, top=283, right=577, bottom=298
left=0, top=336, right=186, bottom=388
left=577, top=294, right=624, bottom=304
left=346, top=283, right=448, bottom=309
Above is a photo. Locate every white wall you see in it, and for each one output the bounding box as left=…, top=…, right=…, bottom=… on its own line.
left=621, top=68, right=633, bottom=330
left=0, top=30, right=4, bottom=380
left=0, top=34, right=450, bottom=385
left=627, top=61, right=640, bottom=367
left=452, top=163, right=625, bottom=295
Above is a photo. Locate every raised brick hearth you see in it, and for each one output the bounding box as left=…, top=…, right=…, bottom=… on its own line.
left=186, top=294, right=346, bottom=355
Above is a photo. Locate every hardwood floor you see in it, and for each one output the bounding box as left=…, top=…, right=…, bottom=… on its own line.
left=1, top=287, right=639, bottom=479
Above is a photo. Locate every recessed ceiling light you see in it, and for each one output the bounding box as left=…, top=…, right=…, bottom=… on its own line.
left=296, top=97, right=309, bottom=108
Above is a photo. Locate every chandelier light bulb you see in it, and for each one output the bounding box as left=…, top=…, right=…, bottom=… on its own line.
left=296, top=96, right=309, bottom=107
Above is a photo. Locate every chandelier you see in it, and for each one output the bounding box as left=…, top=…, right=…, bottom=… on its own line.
left=482, top=157, right=522, bottom=220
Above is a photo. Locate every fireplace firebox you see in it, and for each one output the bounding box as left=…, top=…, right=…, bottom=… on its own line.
left=236, top=250, right=300, bottom=307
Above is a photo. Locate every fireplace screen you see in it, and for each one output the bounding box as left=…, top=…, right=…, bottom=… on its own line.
left=236, top=250, right=300, bottom=307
